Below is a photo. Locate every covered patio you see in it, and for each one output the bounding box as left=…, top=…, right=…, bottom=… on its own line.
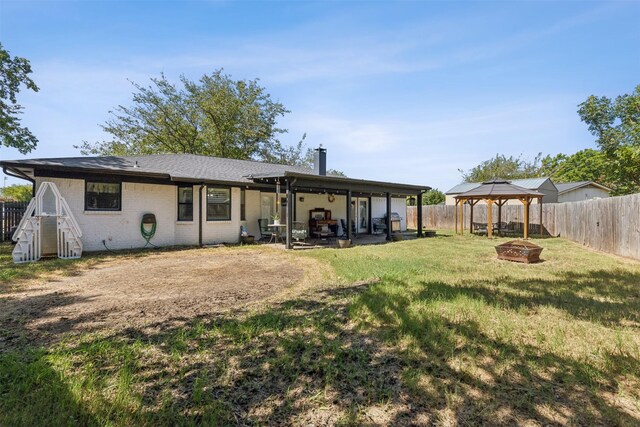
left=454, top=179, right=544, bottom=239
left=248, top=167, right=430, bottom=249
left=261, top=230, right=420, bottom=249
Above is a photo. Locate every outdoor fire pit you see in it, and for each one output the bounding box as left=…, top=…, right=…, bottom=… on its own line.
left=495, top=240, right=543, bottom=263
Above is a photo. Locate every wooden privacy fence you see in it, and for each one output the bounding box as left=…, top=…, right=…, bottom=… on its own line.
left=1, top=201, right=29, bottom=241
left=407, top=193, right=640, bottom=260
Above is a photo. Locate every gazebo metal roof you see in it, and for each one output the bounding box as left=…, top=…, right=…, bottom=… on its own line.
left=454, top=179, right=544, bottom=200
left=452, top=179, right=544, bottom=239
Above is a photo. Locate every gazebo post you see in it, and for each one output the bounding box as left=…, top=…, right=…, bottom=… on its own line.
left=497, top=200, right=502, bottom=236
left=459, top=199, right=464, bottom=235
left=469, top=200, right=475, bottom=234
left=454, top=199, right=458, bottom=235
left=487, top=198, right=493, bottom=238
left=523, top=197, right=530, bottom=240
left=539, top=197, right=543, bottom=237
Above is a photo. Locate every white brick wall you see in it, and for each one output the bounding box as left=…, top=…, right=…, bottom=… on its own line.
left=201, top=186, right=242, bottom=244
left=242, top=189, right=263, bottom=238
left=34, top=178, right=245, bottom=251
left=174, top=184, right=199, bottom=246
left=35, top=177, right=179, bottom=251
left=33, top=177, right=409, bottom=250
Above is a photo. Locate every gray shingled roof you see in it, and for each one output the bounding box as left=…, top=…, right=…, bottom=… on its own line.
left=1, top=153, right=430, bottom=192
left=446, top=177, right=551, bottom=194
left=2, top=154, right=318, bottom=184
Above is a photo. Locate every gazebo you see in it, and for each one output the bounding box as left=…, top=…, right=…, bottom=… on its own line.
left=454, top=179, right=544, bottom=239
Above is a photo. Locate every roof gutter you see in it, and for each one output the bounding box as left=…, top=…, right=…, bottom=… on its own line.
left=0, top=162, right=171, bottom=180
left=247, top=171, right=431, bottom=193
left=3, top=166, right=36, bottom=197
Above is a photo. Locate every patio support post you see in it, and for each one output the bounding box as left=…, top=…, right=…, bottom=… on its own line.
left=286, top=180, right=293, bottom=249
left=346, top=190, right=352, bottom=241
left=539, top=197, right=543, bottom=237
left=386, top=192, right=392, bottom=241
left=487, top=198, right=493, bottom=238
left=417, top=192, right=423, bottom=237
left=198, top=183, right=204, bottom=247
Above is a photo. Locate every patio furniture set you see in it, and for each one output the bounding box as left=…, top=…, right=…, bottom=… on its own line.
left=472, top=221, right=518, bottom=236
left=247, top=208, right=392, bottom=246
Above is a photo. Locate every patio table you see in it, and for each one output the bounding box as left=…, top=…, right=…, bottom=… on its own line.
left=267, top=224, right=287, bottom=244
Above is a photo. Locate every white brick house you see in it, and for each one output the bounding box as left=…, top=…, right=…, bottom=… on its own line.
left=2, top=150, right=429, bottom=251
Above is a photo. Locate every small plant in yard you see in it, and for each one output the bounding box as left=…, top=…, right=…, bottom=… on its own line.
left=1, top=234, right=639, bottom=425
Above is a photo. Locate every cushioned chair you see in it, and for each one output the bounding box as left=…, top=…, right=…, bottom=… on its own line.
left=291, top=221, right=308, bottom=244
left=372, top=218, right=387, bottom=234
left=258, top=218, right=273, bottom=242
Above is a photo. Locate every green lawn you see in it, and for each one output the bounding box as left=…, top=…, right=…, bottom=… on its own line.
left=1, top=234, right=639, bottom=426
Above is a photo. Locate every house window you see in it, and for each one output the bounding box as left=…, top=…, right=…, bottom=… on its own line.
left=207, top=187, right=231, bottom=221
left=177, top=185, right=193, bottom=221
left=240, top=189, right=246, bottom=221
left=85, top=181, right=121, bottom=211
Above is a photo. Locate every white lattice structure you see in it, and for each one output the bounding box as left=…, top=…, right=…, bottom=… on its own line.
left=12, top=181, right=83, bottom=263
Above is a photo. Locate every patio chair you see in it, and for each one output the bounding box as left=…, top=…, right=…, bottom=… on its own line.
left=291, top=221, right=308, bottom=244
left=372, top=218, right=387, bottom=234
left=495, top=221, right=510, bottom=236
left=472, top=222, right=488, bottom=235
left=340, top=219, right=356, bottom=237
left=258, top=218, right=274, bottom=242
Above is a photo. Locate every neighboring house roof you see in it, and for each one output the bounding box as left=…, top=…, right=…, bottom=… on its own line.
left=445, top=182, right=480, bottom=194
left=454, top=179, right=544, bottom=200
left=555, top=181, right=611, bottom=194
left=446, top=177, right=552, bottom=194
left=1, top=153, right=430, bottom=194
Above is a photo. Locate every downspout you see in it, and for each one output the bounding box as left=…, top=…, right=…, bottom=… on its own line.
left=198, top=183, right=204, bottom=247
left=3, top=167, right=36, bottom=196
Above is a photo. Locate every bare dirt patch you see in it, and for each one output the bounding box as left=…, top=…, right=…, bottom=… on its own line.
left=0, top=247, right=324, bottom=349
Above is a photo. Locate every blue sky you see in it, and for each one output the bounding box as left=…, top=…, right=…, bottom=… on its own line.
left=1, top=0, right=638, bottom=191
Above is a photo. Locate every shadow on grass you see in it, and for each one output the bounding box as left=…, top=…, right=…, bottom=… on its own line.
left=417, top=269, right=640, bottom=327
left=2, top=269, right=639, bottom=425
left=0, top=291, right=100, bottom=426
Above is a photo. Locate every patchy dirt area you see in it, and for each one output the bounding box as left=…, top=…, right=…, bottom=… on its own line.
left=0, top=247, right=326, bottom=349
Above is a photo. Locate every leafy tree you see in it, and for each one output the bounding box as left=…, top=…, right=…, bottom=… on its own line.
left=423, top=189, right=445, bottom=205
left=78, top=70, right=303, bottom=164
left=460, top=153, right=542, bottom=182
left=540, top=149, right=613, bottom=187
left=406, top=189, right=445, bottom=206
left=0, top=183, right=32, bottom=201
left=0, top=43, right=39, bottom=154
left=578, top=85, right=640, bottom=195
